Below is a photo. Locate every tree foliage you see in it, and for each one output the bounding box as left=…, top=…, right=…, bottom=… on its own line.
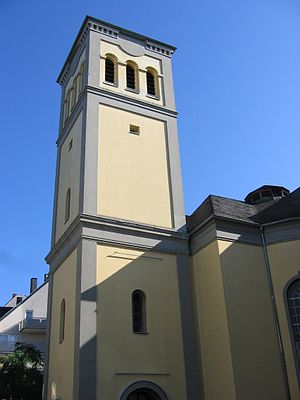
left=0, top=342, right=43, bottom=400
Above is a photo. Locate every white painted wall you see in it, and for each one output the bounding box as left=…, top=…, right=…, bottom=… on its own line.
left=0, top=282, right=48, bottom=353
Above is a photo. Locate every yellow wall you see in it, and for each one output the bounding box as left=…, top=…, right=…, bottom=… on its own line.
left=47, top=249, right=77, bottom=400
left=192, top=240, right=236, bottom=400
left=218, top=240, right=286, bottom=400
left=56, top=112, right=82, bottom=242
left=96, top=244, right=187, bottom=400
left=268, top=239, right=300, bottom=400
left=99, top=41, right=164, bottom=106
left=97, top=105, right=173, bottom=228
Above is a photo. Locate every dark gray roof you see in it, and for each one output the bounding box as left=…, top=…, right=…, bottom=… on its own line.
left=187, top=187, right=300, bottom=232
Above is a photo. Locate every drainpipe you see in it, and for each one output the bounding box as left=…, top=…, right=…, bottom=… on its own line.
left=260, top=225, right=291, bottom=400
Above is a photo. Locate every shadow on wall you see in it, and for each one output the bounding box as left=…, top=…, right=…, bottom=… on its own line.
left=50, top=233, right=299, bottom=400
left=74, top=243, right=199, bottom=400
left=212, top=240, right=292, bottom=400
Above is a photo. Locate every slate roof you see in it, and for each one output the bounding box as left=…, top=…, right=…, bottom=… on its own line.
left=187, top=187, right=300, bottom=232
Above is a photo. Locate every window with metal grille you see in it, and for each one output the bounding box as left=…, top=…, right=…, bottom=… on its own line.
left=105, top=58, right=115, bottom=83
left=126, top=65, right=135, bottom=89
left=132, top=290, right=146, bottom=333
left=146, top=71, right=156, bottom=96
left=287, top=279, right=300, bottom=372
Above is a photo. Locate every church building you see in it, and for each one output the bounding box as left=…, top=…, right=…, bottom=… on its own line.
left=44, top=16, right=300, bottom=400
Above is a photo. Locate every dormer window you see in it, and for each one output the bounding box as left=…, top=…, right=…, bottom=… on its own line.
left=105, top=55, right=117, bottom=85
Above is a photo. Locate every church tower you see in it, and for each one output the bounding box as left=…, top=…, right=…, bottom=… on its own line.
left=45, top=16, right=199, bottom=400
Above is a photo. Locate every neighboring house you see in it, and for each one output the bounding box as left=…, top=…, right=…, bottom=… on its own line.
left=43, top=16, right=300, bottom=400
left=0, top=277, right=48, bottom=355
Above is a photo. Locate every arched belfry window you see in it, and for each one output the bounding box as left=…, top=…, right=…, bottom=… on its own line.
left=105, top=55, right=117, bottom=84
left=65, top=188, right=71, bottom=223
left=132, top=290, right=146, bottom=333
left=126, top=61, right=138, bottom=91
left=286, top=278, right=300, bottom=372
left=63, top=98, right=69, bottom=124
left=79, top=62, right=84, bottom=92
left=69, top=86, right=75, bottom=110
left=59, top=299, right=66, bottom=343
left=146, top=68, right=157, bottom=97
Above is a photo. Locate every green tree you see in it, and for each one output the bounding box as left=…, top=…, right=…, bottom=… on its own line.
left=0, top=342, right=43, bottom=400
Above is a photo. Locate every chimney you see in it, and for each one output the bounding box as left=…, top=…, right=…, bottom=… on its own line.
left=30, top=278, right=37, bottom=293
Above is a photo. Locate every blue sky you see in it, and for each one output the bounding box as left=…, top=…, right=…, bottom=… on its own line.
left=0, top=0, right=299, bottom=304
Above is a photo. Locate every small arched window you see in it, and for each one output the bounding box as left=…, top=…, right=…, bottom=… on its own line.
left=126, top=62, right=138, bottom=91
left=146, top=68, right=157, bottom=97
left=287, top=279, right=300, bottom=372
left=65, top=188, right=71, bottom=223
left=64, top=90, right=71, bottom=122
left=59, top=299, right=66, bottom=343
left=105, top=56, right=116, bottom=84
left=132, top=290, right=146, bottom=333
left=63, top=99, right=69, bottom=124
left=74, top=76, right=78, bottom=102
left=79, top=62, right=84, bottom=93
left=69, top=86, right=75, bottom=110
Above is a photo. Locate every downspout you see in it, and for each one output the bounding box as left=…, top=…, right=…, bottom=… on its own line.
left=260, top=225, right=291, bottom=400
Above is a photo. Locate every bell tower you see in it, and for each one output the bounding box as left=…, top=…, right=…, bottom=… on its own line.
left=45, top=16, right=198, bottom=400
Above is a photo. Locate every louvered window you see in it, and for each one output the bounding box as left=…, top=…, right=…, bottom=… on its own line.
left=132, top=290, right=146, bottom=333
left=105, top=58, right=115, bottom=83
left=126, top=65, right=135, bottom=89
left=146, top=71, right=156, bottom=96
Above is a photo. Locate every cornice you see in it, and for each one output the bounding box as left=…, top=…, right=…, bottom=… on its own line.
left=88, top=20, right=118, bottom=39
left=57, top=16, right=176, bottom=86
left=145, top=41, right=174, bottom=58
left=189, top=215, right=300, bottom=255
left=263, top=219, right=300, bottom=246
left=56, top=84, right=178, bottom=145
left=58, top=26, right=89, bottom=86
left=46, top=213, right=189, bottom=268
left=86, top=85, right=178, bottom=117
left=85, top=15, right=176, bottom=53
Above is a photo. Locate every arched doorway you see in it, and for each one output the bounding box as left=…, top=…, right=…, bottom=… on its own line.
left=120, top=381, right=168, bottom=400
left=126, top=388, right=161, bottom=400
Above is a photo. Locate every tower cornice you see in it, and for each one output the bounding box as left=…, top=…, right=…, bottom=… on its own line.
left=46, top=213, right=189, bottom=270
left=57, top=15, right=176, bottom=86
